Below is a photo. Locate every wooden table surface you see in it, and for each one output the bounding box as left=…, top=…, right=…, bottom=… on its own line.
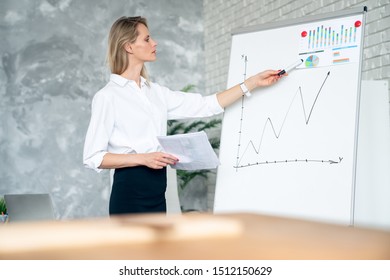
left=1, top=213, right=389, bottom=260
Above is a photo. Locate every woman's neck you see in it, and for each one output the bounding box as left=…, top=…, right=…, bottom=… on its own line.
left=120, top=63, right=143, bottom=87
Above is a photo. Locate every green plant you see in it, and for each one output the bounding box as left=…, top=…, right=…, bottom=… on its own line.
left=167, top=85, right=222, bottom=190
left=0, top=196, right=7, bottom=215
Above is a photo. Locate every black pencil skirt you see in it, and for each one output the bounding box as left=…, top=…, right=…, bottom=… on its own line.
left=109, top=166, right=167, bottom=215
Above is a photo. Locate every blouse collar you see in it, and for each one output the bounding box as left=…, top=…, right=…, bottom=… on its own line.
left=110, top=74, right=148, bottom=88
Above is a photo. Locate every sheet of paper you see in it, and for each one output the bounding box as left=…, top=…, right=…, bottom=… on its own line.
left=157, top=131, right=220, bottom=170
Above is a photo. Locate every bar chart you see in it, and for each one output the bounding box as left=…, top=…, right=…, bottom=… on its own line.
left=298, top=17, right=362, bottom=68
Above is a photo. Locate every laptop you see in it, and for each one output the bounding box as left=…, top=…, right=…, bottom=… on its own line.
left=4, top=194, right=55, bottom=223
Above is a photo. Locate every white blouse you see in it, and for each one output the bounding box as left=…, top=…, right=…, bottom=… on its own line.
left=83, top=74, right=224, bottom=172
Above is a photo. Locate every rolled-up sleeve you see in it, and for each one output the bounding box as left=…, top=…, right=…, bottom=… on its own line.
left=162, top=86, right=224, bottom=120
left=83, top=91, right=114, bottom=172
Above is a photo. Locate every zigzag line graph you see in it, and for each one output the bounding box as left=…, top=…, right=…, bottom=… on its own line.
left=234, top=57, right=342, bottom=170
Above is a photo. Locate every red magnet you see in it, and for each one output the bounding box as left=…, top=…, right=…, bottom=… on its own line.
left=355, top=20, right=361, bottom=28
left=301, top=31, right=307, bottom=37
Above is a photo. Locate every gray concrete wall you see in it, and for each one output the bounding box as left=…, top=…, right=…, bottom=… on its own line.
left=0, top=0, right=204, bottom=219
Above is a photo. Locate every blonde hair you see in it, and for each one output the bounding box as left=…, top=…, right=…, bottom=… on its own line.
left=107, top=16, right=149, bottom=79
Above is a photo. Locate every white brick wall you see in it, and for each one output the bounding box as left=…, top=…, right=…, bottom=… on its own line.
left=204, top=0, right=390, bottom=94
left=203, top=0, right=390, bottom=210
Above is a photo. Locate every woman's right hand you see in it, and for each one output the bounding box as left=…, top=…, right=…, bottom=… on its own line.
left=142, top=152, right=179, bottom=169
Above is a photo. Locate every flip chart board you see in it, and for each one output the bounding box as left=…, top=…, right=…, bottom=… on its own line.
left=214, top=7, right=367, bottom=225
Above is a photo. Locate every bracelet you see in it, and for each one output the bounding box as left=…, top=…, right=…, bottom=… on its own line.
left=239, top=82, right=251, bottom=97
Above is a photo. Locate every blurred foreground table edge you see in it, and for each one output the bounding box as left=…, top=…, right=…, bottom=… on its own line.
left=1, top=212, right=389, bottom=260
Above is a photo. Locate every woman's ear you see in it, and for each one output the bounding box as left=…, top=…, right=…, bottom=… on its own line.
left=124, top=42, right=133, bottom=54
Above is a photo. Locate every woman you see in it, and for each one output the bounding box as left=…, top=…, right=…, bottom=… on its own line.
left=83, top=16, right=282, bottom=215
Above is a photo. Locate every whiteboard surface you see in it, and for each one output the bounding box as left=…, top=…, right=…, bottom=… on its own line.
left=214, top=12, right=365, bottom=225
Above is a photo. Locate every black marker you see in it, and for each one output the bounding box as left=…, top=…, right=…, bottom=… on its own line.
left=278, top=59, right=304, bottom=76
